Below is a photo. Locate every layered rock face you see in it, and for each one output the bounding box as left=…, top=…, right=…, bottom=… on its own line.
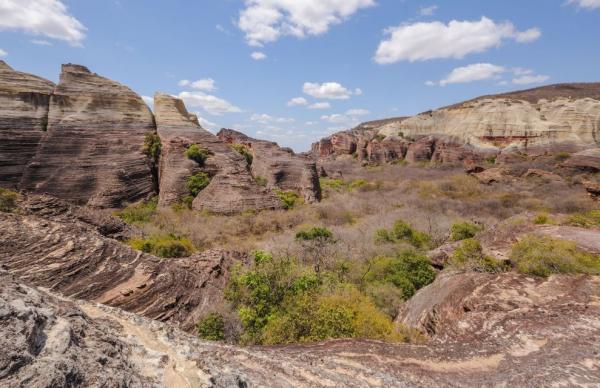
left=218, top=128, right=321, bottom=203
left=20, top=64, right=156, bottom=208
left=0, top=196, right=246, bottom=332
left=0, top=61, right=55, bottom=189
left=155, top=94, right=282, bottom=213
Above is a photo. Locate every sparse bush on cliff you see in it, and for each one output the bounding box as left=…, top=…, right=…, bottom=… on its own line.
left=510, top=235, right=600, bottom=277
left=187, top=172, right=210, bottom=196
left=276, top=190, right=301, bottom=210
left=128, top=233, right=195, bottom=258
left=450, top=221, right=483, bottom=241
left=449, top=239, right=508, bottom=273
left=0, top=188, right=18, bottom=212
left=232, top=144, right=253, bottom=166
left=375, top=220, right=431, bottom=249
left=142, top=132, right=161, bottom=161
left=196, top=313, right=226, bottom=341
left=116, top=197, right=158, bottom=224
left=185, top=144, right=211, bottom=166
left=254, top=176, right=268, bottom=187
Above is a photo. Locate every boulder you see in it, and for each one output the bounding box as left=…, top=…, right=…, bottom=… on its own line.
left=0, top=60, right=55, bottom=189
left=471, top=167, right=510, bottom=184
left=20, top=64, right=156, bottom=208
left=218, top=128, right=321, bottom=203
left=564, top=148, right=600, bottom=171
left=405, top=136, right=436, bottom=163
left=522, top=168, right=563, bottom=181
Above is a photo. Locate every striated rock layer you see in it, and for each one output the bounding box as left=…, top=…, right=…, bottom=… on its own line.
left=20, top=64, right=156, bottom=208
left=155, top=93, right=282, bottom=213
left=218, top=128, right=321, bottom=203
left=0, top=61, right=55, bottom=189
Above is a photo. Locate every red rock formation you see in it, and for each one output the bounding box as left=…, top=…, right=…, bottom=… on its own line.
left=405, top=136, right=436, bottom=163
left=218, top=128, right=321, bottom=203
left=20, top=64, right=156, bottom=208
left=0, top=60, right=55, bottom=189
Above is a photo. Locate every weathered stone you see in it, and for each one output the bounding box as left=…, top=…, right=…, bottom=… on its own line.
left=218, top=128, right=321, bottom=203
left=366, top=136, right=408, bottom=163
left=0, top=61, right=55, bottom=189
left=405, top=136, right=436, bottom=163
left=471, top=167, right=510, bottom=184
left=564, top=148, right=600, bottom=171
left=20, top=64, right=156, bottom=208
left=522, top=168, right=563, bottom=181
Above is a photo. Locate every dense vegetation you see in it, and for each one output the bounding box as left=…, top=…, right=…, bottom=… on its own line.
left=0, top=188, right=17, bottom=212
left=142, top=132, right=161, bottom=162
left=116, top=197, right=158, bottom=224
left=185, top=144, right=212, bottom=166
left=128, top=234, right=195, bottom=258
left=187, top=172, right=211, bottom=196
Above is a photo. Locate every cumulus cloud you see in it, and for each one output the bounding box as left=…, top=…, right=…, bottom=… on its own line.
left=303, top=82, right=362, bottom=100
left=438, top=63, right=506, bottom=86
left=346, top=108, right=370, bottom=116
left=0, top=0, right=86, bottom=46
left=195, top=114, right=219, bottom=131
left=420, top=5, right=438, bottom=16
left=512, top=74, right=549, bottom=85
left=308, top=102, right=331, bottom=110
left=238, top=0, right=375, bottom=46
left=178, top=80, right=190, bottom=87
left=250, top=113, right=295, bottom=124
left=568, top=0, right=600, bottom=9
left=321, top=109, right=369, bottom=126
left=178, top=91, right=242, bottom=116
left=31, top=39, right=52, bottom=46
left=374, top=17, right=541, bottom=64
left=0, top=49, right=6, bottom=57
left=251, top=51, right=267, bottom=60
left=287, top=97, right=308, bottom=106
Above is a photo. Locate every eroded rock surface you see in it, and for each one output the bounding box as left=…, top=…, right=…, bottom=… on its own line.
left=0, top=60, right=55, bottom=189
left=20, top=64, right=156, bottom=208
left=564, top=147, right=600, bottom=171
left=218, top=128, right=321, bottom=203
left=154, top=95, right=282, bottom=213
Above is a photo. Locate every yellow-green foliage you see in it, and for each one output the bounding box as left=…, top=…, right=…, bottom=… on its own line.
left=185, top=144, right=211, bottom=165
left=116, top=197, right=158, bottom=224
left=417, top=175, right=483, bottom=200
left=374, top=220, right=431, bottom=249
left=0, top=188, right=18, bottom=212
left=319, top=177, right=382, bottom=193
left=276, top=190, right=302, bottom=210
left=128, top=234, right=195, bottom=258
left=510, top=235, right=600, bottom=277
left=196, top=313, right=225, bottom=341
left=232, top=144, right=253, bottom=166
left=187, top=172, right=210, bottom=196
left=254, top=176, right=268, bottom=187
left=450, top=239, right=508, bottom=273
left=566, top=210, right=600, bottom=228
left=533, top=212, right=550, bottom=225
left=142, top=132, right=161, bottom=161
left=450, top=221, right=483, bottom=241
left=555, top=151, right=571, bottom=162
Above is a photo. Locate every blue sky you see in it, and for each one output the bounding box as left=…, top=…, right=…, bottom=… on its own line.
left=1, top=0, right=599, bottom=151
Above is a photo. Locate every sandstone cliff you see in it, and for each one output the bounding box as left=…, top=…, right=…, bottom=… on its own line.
left=154, top=93, right=282, bottom=213
left=20, top=64, right=156, bottom=207
left=218, top=128, right=321, bottom=203
left=0, top=61, right=55, bottom=189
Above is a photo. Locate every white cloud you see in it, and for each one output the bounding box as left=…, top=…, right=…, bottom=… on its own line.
left=190, top=78, right=216, bottom=91
left=308, top=102, right=331, bottom=110
left=238, top=0, right=375, bottom=46
left=321, top=110, right=368, bottom=126
left=346, top=108, right=370, bottom=116
left=303, top=82, right=361, bottom=100
left=195, top=113, right=219, bottom=131
left=31, top=39, right=52, bottom=46
left=439, top=63, right=506, bottom=86
left=287, top=97, right=308, bottom=106
left=512, top=74, right=549, bottom=85
left=425, top=80, right=435, bottom=86
left=568, top=0, right=600, bottom=9
left=251, top=51, right=267, bottom=60
left=0, top=49, right=6, bottom=57
left=374, top=17, right=541, bottom=64
left=321, top=114, right=348, bottom=124
left=178, top=79, right=190, bottom=87
left=141, top=95, right=153, bottom=106
left=0, top=0, right=86, bottom=46
left=420, top=5, right=438, bottom=16
left=250, top=113, right=294, bottom=124
left=178, top=91, right=242, bottom=116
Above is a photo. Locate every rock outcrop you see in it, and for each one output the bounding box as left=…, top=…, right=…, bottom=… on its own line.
left=20, top=64, right=156, bottom=208
left=155, top=94, right=282, bottom=213
left=218, top=128, right=321, bottom=203
left=564, top=147, right=600, bottom=171
left=0, top=61, right=55, bottom=189
left=0, top=196, right=247, bottom=332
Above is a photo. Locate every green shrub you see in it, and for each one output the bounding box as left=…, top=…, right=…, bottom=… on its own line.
left=187, top=172, right=210, bottom=196
left=116, top=197, right=158, bottom=224
left=566, top=210, right=600, bottom=228
left=232, top=144, right=253, bottom=165
left=319, top=178, right=380, bottom=193
left=276, top=190, right=301, bottom=210
left=375, top=220, right=430, bottom=249
left=295, top=226, right=333, bottom=241
left=450, top=239, right=508, bottom=273
left=319, top=178, right=345, bottom=191
left=533, top=212, right=550, bottom=225
left=185, top=144, right=211, bottom=165
left=142, top=132, right=161, bottom=161
left=510, top=235, right=600, bottom=277
left=450, top=221, right=483, bottom=241
left=128, top=234, right=195, bottom=258
left=197, top=313, right=225, bottom=341
left=254, top=176, right=268, bottom=187
left=0, top=188, right=18, bottom=212
left=555, top=151, right=571, bottom=162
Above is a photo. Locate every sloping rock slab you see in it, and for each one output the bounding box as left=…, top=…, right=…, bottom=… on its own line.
left=564, top=148, right=600, bottom=171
